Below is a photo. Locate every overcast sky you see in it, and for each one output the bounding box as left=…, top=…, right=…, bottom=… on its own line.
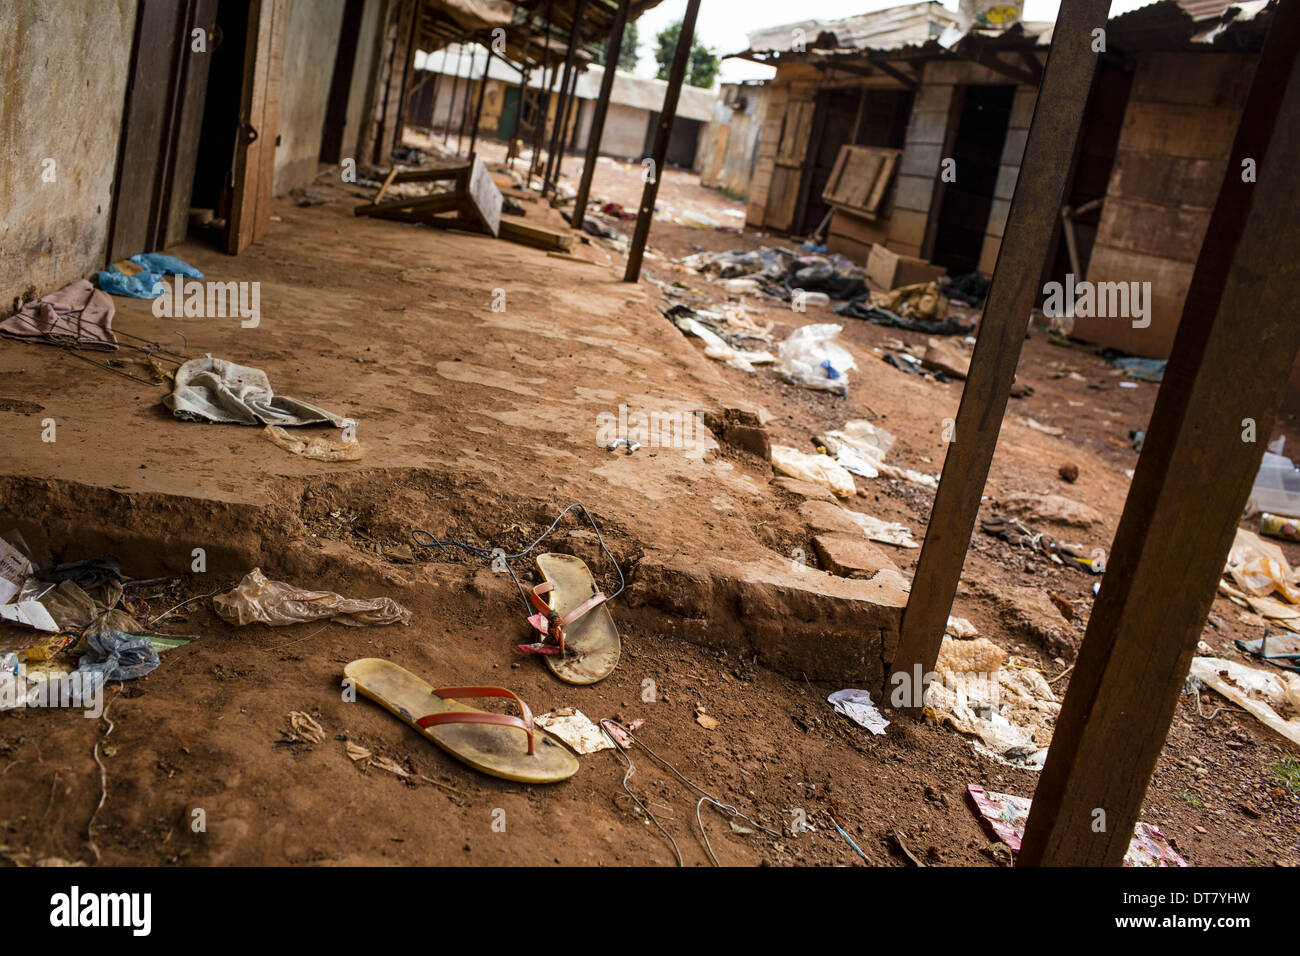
left=630, top=0, right=1159, bottom=85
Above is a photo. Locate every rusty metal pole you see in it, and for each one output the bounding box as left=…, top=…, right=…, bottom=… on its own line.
left=624, top=0, right=700, bottom=282
left=571, top=0, right=630, bottom=231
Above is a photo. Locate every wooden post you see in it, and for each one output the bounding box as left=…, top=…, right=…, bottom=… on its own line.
left=441, top=47, right=460, bottom=143
left=468, top=48, right=492, bottom=159
left=507, top=63, right=530, bottom=164
left=886, top=0, right=1110, bottom=700
left=624, top=0, right=701, bottom=282
left=1019, top=0, right=1300, bottom=867
left=456, top=44, right=478, bottom=155
left=527, top=1, right=556, bottom=190
left=571, top=0, right=630, bottom=231
left=548, top=66, right=580, bottom=196
left=544, top=0, right=588, bottom=195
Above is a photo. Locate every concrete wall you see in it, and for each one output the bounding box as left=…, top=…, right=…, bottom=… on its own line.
left=273, top=0, right=346, bottom=194
left=596, top=103, right=649, bottom=159
left=0, top=0, right=138, bottom=306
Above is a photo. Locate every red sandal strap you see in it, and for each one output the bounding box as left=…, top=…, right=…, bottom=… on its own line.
left=415, top=686, right=536, bottom=755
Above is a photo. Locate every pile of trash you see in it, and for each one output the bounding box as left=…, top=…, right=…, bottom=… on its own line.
left=0, top=536, right=172, bottom=709
left=678, top=247, right=867, bottom=301
left=834, top=281, right=974, bottom=336
left=662, top=303, right=775, bottom=373
left=923, top=635, right=1061, bottom=770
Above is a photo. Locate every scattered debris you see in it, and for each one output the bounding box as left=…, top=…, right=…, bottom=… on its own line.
left=287, top=711, right=326, bottom=744
left=213, top=568, right=412, bottom=627
left=966, top=785, right=1187, bottom=866
left=1189, top=656, right=1300, bottom=746
left=263, top=424, right=365, bottom=462
left=981, top=515, right=1101, bottom=574
left=827, top=688, right=889, bottom=734
left=535, top=708, right=615, bottom=754
left=775, top=323, right=857, bottom=394
left=771, top=445, right=856, bottom=499
left=1058, top=463, right=1079, bottom=483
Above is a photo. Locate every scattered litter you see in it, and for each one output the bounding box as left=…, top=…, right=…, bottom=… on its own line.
left=775, top=323, right=857, bottom=394
left=1189, top=656, right=1300, bottom=746
left=827, top=688, right=889, bottom=734
left=1022, top=417, right=1064, bottom=437
left=77, top=630, right=160, bottom=682
left=287, top=711, right=326, bottom=744
left=167, top=355, right=353, bottom=427
left=1260, top=512, right=1300, bottom=542
left=844, top=510, right=920, bottom=549
left=1224, top=526, right=1300, bottom=605
left=213, top=568, right=412, bottom=627
left=1118, top=380, right=1139, bottom=389
left=96, top=252, right=203, bottom=299
left=263, top=424, right=365, bottom=462
left=536, top=708, right=614, bottom=754
left=1236, top=632, right=1300, bottom=672
left=925, top=636, right=1059, bottom=770
left=967, top=785, right=1187, bottom=866
left=1107, top=355, right=1166, bottom=382
left=695, top=705, right=721, bottom=731
left=1249, top=438, right=1300, bottom=516
left=981, top=515, right=1101, bottom=574
left=946, top=616, right=978, bottom=638
left=771, top=445, right=856, bottom=499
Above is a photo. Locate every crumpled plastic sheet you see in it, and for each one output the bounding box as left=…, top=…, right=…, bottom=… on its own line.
left=770, top=445, right=856, bottom=499
left=78, top=629, right=160, bottom=681
left=213, top=568, right=412, bottom=627
left=776, top=323, right=858, bottom=394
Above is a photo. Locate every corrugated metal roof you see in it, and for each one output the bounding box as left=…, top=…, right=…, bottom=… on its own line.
left=743, top=1, right=959, bottom=55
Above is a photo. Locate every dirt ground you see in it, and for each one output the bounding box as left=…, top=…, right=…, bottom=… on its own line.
left=0, top=135, right=1297, bottom=867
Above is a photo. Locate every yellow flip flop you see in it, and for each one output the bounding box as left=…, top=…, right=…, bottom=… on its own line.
left=520, top=553, right=622, bottom=685
left=343, top=658, right=578, bottom=784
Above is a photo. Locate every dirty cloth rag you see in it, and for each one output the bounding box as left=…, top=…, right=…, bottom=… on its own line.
left=165, top=355, right=351, bottom=427
left=0, top=279, right=118, bottom=351
left=77, top=629, right=161, bottom=682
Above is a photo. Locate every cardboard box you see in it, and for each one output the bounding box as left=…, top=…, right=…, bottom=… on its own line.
left=866, top=243, right=947, bottom=292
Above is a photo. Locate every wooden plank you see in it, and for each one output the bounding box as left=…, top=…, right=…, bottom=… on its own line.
left=863, top=150, right=899, bottom=216
left=499, top=218, right=573, bottom=252
left=355, top=193, right=463, bottom=217
left=373, top=167, right=400, bottom=205
left=1020, top=1, right=1300, bottom=865
left=464, top=154, right=503, bottom=237
left=888, top=0, right=1111, bottom=705
left=1093, top=197, right=1212, bottom=262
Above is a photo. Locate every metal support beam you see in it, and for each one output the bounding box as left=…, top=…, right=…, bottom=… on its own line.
left=888, top=0, right=1110, bottom=701
left=507, top=64, right=530, bottom=164
left=572, top=0, right=631, bottom=231
left=527, top=2, right=556, bottom=189
left=1019, top=0, right=1300, bottom=867
left=544, top=0, right=588, bottom=195
left=623, top=0, right=701, bottom=282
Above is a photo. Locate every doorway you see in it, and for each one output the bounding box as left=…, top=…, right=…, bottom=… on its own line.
left=930, top=83, right=1015, bottom=275
left=189, top=0, right=249, bottom=248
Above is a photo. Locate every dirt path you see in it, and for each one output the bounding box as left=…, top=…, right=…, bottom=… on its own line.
left=0, top=143, right=1296, bottom=867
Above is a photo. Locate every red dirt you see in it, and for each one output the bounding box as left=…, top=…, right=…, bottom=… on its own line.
left=0, top=136, right=1296, bottom=867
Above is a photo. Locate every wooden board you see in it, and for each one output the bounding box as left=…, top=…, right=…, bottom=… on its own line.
left=227, top=0, right=286, bottom=254
left=498, top=219, right=572, bottom=252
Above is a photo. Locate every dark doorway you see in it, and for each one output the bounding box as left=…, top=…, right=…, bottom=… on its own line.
left=1044, top=57, right=1133, bottom=289
left=794, top=86, right=913, bottom=236
left=189, top=0, right=249, bottom=247
left=930, top=83, right=1015, bottom=275
left=320, top=0, right=366, bottom=163
left=106, top=0, right=218, bottom=261
left=643, top=114, right=702, bottom=169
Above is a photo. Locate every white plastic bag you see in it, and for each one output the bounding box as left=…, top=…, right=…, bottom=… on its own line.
left=776, top=323, right=857, bottom=393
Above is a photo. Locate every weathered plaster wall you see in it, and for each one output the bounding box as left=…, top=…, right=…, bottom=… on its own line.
left=273, top=0, right=346, bottom=194
left=0, top=0, right=138, bottom=306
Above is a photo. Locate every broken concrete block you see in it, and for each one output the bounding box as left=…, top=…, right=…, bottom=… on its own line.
left=813, top=533, right=899, bottom=579
left=775, top=477, right=836, bottom=501
left=799, top=499, right=867, bottom=536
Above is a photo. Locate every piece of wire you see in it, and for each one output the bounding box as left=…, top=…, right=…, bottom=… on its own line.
left=599, top=718, right=778, bottom=867
left=410, top=502, right=624, bottom=616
